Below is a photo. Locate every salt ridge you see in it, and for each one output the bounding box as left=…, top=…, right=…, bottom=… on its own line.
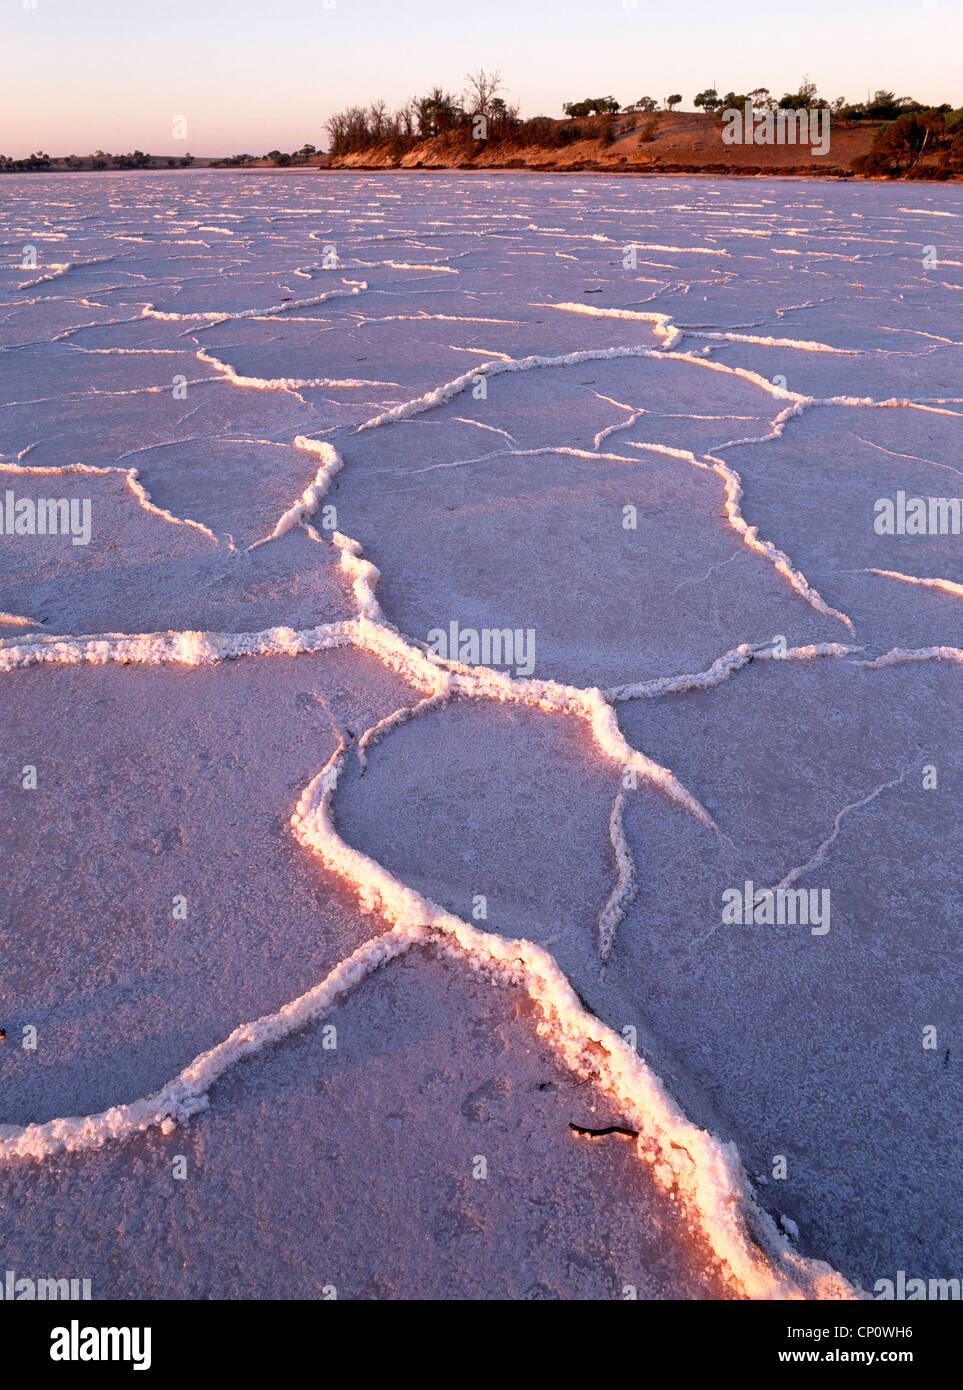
left=597, top=789, right=638, bottom=962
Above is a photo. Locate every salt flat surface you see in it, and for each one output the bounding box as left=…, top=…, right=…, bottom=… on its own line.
left=0, top=172, right=960, bottom=1299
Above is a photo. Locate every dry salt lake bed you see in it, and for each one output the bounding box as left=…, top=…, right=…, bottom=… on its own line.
left=0, top=170, right=960, bottom=1300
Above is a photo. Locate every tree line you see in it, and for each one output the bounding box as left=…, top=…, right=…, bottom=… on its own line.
left=0, top=150, right=195, bottom=172
left=327, top=70, right=618, bottom=158
left=855, top=108, right=963, bottom=177
left=321, top=71, right=962, bottom=174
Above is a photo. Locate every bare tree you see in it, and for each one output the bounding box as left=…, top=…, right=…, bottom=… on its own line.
left=368, top=101, right=388, bottom=141
left=464, top=68, right=503, bottom=118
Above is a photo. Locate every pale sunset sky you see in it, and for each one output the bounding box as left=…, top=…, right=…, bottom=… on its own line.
left=1, top=0, right=960, bottom=158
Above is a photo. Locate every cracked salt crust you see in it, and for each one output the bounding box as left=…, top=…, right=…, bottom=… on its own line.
left=2, top=172, right=960, bottom=1300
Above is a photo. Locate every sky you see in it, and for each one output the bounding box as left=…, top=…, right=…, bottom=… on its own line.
left=0, top=0, right=960, bottom=158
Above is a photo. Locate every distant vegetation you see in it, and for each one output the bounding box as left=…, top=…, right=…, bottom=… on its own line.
left=853, top=109, right=963, bottom=177
left=688, top=81, right=963, bottom=174
left=562, top=97, right=621, bottom=117
left=327, top=71, right=619, bottom=159
left=0, top=150, right=195, bottom=171
left=0, top=151, right=51, bottom=170
left=320, top=72, right=961, bottom=177
left=254, top=145, right=319, bottom=166
left=692, top=79, right=958, bottom=124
